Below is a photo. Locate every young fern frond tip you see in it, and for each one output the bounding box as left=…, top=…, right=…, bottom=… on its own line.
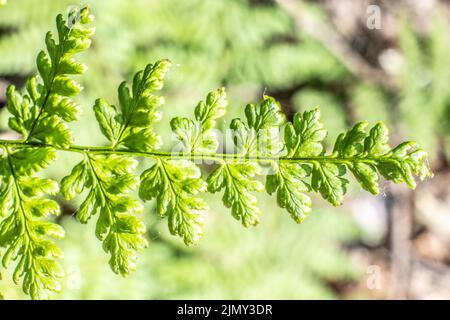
left=0, top=7, right=432, bottom=299
left=7, top=6, right=94, bottom=148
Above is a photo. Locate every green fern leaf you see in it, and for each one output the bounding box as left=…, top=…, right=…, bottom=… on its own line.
left=311, top=162, right=348, bottom=206
left=139, top=89, right=227, bottom=245
left=266, top=162, right=312, bottom=223
left=207, top=96, right=284, bottom=227
left=6, top=7, right=93, bottom=148
left=0, top=147, right=63, bottom=300
left=171, top=88, right=227, bottom=154
left=266, top=109, right=326, bottom=219
left=285, top=109, right=327, bottom=157
left=231, top=96, right=285, bottom=157
left=140, top=159, right=207, bottom=245
left=61, top=154, right=147, bottom=276
left=94, top=60, right=171, bottom=150
left=207, top=162, right=263, bottom=227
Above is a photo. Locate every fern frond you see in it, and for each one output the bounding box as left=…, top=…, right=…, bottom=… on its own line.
left=0, top=7, right=432, bottom=299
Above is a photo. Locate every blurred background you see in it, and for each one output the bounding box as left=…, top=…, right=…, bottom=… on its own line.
left=0, top=0, right=449, bottom=299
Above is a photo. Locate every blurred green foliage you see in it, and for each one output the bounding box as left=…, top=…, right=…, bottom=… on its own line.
left=396, top=12, right=450, bottom=162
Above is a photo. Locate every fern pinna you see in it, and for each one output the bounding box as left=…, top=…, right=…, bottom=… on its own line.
left=0, top=7, right=432, bottom=299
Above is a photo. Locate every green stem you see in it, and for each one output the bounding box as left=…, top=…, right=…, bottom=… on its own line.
left=0, top=139, right=389, bottom=165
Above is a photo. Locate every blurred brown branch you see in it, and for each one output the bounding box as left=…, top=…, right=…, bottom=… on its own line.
left=387, top=185, right=413, bottom=299
left=275, top=0, right=394, bottom=87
